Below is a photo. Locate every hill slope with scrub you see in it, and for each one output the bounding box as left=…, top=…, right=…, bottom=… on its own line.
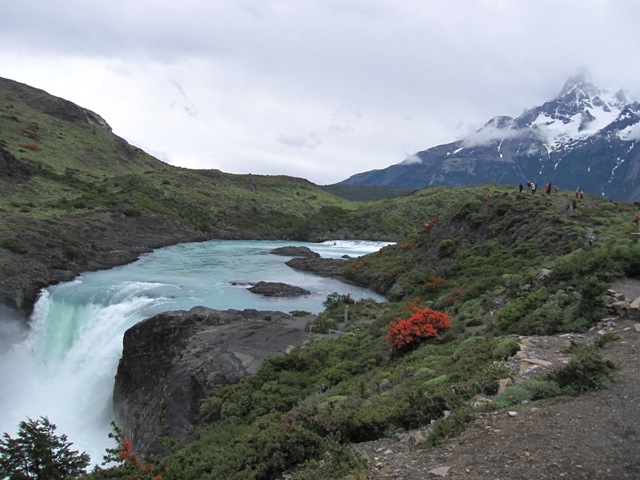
left=88, top=186, right=640, bottom=479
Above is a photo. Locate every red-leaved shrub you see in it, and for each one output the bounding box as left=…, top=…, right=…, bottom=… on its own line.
left=385, top=298, right=452, bottom=352
left=18, top=143, right=42, bottom=152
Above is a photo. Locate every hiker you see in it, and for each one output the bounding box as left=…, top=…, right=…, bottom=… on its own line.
left=587, top=235, right=595, bottom=246
left=572, top=199, right=577, bottom=210
left=519, top=183, right=523, bottom=193
left=531, top=183, right=537, bottom=195
left=545, top=183, right=551, bottom=195
left=554, top=186, right=559, bottom=195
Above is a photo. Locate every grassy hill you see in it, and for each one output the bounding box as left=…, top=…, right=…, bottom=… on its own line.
left=2, top=77, right=640, bottom=479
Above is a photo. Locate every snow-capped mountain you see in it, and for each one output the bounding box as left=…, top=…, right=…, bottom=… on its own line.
left=339, top=72, right=640, bottom=201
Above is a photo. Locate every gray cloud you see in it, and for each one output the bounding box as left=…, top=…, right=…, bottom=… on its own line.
left=463, top=126, right=524, bottom=148
left=170, top=80, right=198, bottom=118
left=277, top=132, right=322, bottom=149
left=1, top=1, right=640, bottom=184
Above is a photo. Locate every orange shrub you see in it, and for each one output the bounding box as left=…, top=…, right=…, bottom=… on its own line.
left=385, top=298, right=452, bottom=352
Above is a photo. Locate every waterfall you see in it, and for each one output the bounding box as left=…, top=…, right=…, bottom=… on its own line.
left=0, top=239, right=391, bottom=465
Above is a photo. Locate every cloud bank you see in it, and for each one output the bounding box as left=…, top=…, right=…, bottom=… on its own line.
left=1, top=1, right=640, bottom=184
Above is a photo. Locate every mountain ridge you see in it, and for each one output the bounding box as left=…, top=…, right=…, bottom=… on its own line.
left=339, top=72, right=640, bottom=201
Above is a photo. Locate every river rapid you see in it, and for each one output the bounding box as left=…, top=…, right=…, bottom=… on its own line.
left=0, top=239, right=390, bottom=465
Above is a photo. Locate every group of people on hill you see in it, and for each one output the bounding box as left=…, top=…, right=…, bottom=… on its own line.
left=519, top=181, right=559, bottom=195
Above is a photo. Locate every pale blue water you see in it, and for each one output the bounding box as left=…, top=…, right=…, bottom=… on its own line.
left=0, top=239, right=390, bottom=465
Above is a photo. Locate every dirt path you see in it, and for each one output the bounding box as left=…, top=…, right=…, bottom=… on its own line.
left=354, top=280, right=640, bottom=479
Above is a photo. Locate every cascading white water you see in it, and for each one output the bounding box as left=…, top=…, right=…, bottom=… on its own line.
left=0, top=239, right=390, bottom=465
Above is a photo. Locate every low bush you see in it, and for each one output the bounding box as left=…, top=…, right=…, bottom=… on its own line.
left=491, top=338, right=521, bottom=360
left=545, top=347, right=617, bottom=395
left=491, top=385, right=533, bottom=409
left=385, top=298, right=452, bottom=352
left=424, top=407, right=473, bottom=447
left=0, top=237, right=27, bottom=254
left=521, top=379, right=562, bottom=400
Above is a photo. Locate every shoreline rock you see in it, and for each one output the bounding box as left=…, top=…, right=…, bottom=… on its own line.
left=270, top=246, right=320, bottom=258
left=248, top=281, right=311, bottom=297
left=113, top=306, right=312, bottom=458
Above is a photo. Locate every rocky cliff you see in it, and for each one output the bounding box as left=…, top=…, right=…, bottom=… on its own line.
left=113, top=306, right=311, bottom=457
left=0, top=202, right=205, bottom=316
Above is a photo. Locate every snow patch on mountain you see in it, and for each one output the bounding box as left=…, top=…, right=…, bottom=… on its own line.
left=532, top=106, right=621, bottom=150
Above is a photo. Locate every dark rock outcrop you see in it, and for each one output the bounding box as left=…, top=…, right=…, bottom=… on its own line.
left=0, top=146, right=33, bottom=183
left=285, top=256, right=348, bottom=279
left=113, top=306, right=310, bottom=458
left=248, top=281, right=310, bottom=297
left=0, top=211, right=205, bottom=315
left=270, top=246, right=320, bottom=258
left=0, top=77, right=111, bottom=131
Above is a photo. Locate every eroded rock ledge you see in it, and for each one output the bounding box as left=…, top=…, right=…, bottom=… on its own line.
left=113, top=306, right=311, bottom=458
left=248, top=281, right=311, bottom=297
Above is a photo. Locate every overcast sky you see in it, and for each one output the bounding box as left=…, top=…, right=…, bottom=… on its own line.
left=1, top=1, right=639, bottom=185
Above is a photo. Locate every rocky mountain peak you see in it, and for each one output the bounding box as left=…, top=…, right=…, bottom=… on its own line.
left=556, top=70, right=629, bottom=112
left=339, top=71, right=640, bottom=201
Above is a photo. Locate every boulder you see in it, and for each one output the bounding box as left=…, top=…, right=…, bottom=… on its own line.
left=270, top=246, right=320, bottom=258
left=113, top=306, right=309, bottom=458
left=285, top=256, right=348, bottom=279
left=248, top=281, right=310, bottom=297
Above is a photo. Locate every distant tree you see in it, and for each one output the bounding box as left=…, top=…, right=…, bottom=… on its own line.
left=0, top=416, right=90, bottom=480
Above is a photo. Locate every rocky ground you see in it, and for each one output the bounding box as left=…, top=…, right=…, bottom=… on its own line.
left=353, top=279, right=640, bottom=479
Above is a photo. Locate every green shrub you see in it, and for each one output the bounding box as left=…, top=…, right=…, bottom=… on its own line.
left=520, top=379, right=562, bottom=400
left=593, top=331, right=623, bottom=348
left=491, top=385, right=533, bottom=409
left=545, top=348, right=617, bottom=395
left=424, top=374, right=449, bottom=387
left=424, top=407, right=473, bottom=447
left=494, top=288, right=549, bottom=333
left=436, top=239, right=456, bottom=258
left=453, top=336, right=485, bottom=358
left=0, top=237, right=27, bottom=254
left=293, top=436, right=368, bottom=480
left=563, top=276, right=609, bottom=330
left=323, top=292, right=355, bottom=309
left=491, top=338, right=521, bottom=360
